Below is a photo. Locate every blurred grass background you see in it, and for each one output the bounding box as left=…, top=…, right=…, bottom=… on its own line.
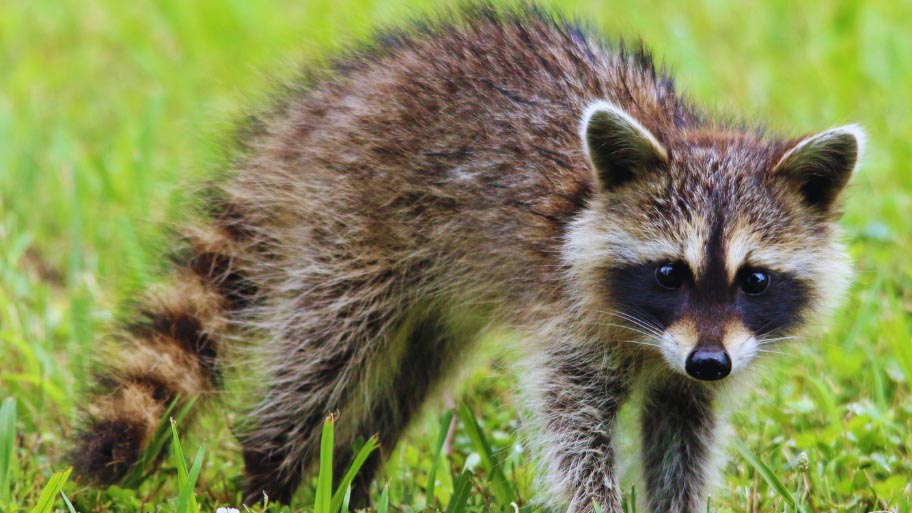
left=0, top=0, right=910, bottom=512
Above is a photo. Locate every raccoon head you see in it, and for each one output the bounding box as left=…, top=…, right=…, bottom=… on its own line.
left=565, top=100, right=864, bottom=381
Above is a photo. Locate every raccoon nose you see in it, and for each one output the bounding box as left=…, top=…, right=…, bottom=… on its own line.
left=685, top=346, right=732, bottom=381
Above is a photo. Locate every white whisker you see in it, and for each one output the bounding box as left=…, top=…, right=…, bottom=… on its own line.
left=616, top=339, right=663, bottom=349
left=754, top=348, right=789, bottom=356
left=596, top=309, right=665, bottom=337
left=757, top=336, right=799, bottom=345
left=597, top=322, right=662, bottom=341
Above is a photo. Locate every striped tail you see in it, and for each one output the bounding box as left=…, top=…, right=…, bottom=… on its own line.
left=73, top=221, right=255, bottom=484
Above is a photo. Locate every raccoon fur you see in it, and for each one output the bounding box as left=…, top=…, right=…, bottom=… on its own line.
left=73, top=5, right=864, bottom=513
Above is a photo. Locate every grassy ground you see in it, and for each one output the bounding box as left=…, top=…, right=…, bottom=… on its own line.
left=1, top=1, right=910, bottom=512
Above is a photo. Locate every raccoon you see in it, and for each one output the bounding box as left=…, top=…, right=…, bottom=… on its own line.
left=73, top=5, right=864, bottom=513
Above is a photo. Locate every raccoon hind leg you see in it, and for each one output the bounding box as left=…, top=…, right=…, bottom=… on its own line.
left=240, top=305, right=467, bottom=506
left=339, top=313, right=464, bottom=506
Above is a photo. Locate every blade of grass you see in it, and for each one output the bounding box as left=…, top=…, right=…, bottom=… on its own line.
left=444, top=470, right=473, bottom=513
left=123, top=395, right=196, bottom=488
left=734, top=438, right=806, bottom=513
left=171, top=418, right=189, bottom=479
left=457, top=403, right=516, bottom=505
left=28, top=467, right=72, bottom=513
left=619, top=485, right=637, bottom=513
left=314, top=414, right=335, bottom=513
left=804, top=376, right=841, bottom=429
left=60, top=490, right=77, bottom=513
left=170, top=417, right=204, bottom=513
left=884, top=294, right=912, bottom=391
left=341, top=485, right=352, bottom=513
left=330, top=434, right=378, bottom=513
left=176, top=444, right=206, bottom=513
left=0, top=397, right=16, bottom=502
left=426, top=411, right=454, bottom=509
left=377, top=484, right=390, bottom=513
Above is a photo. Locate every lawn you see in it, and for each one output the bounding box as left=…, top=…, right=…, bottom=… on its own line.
left=1, top=1, right=910, bottom=512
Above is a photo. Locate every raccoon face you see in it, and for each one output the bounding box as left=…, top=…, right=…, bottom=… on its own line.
left=566, top=100, right=864, bottom=381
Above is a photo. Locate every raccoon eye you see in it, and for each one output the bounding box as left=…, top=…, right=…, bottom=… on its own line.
left=739, top=269, right=771, bottom=295
left=655, top=262, right=687, bottom=290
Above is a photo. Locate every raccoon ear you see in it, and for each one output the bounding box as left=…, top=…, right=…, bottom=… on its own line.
left=773, top=125, right=865, bottom=211
left=581, top=101, right=669, bottom=191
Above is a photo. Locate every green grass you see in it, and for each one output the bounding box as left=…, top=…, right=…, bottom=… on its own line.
left=1, top=0, right=910, bottom=511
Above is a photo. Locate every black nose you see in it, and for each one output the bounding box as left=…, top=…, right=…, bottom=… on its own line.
left=685, top=346, right=732, bottom=381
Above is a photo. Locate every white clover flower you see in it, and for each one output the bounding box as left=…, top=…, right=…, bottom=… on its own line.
left=215, top=508, right=240, bottom=513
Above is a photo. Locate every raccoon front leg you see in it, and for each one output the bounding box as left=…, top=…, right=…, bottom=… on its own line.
left=640, top=375, right=716, bottom=513
left=529, top=346, right=632, bottom=513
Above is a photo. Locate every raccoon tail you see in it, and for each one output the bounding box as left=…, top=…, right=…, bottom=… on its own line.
left=73, top=221, right=255, bottom=484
